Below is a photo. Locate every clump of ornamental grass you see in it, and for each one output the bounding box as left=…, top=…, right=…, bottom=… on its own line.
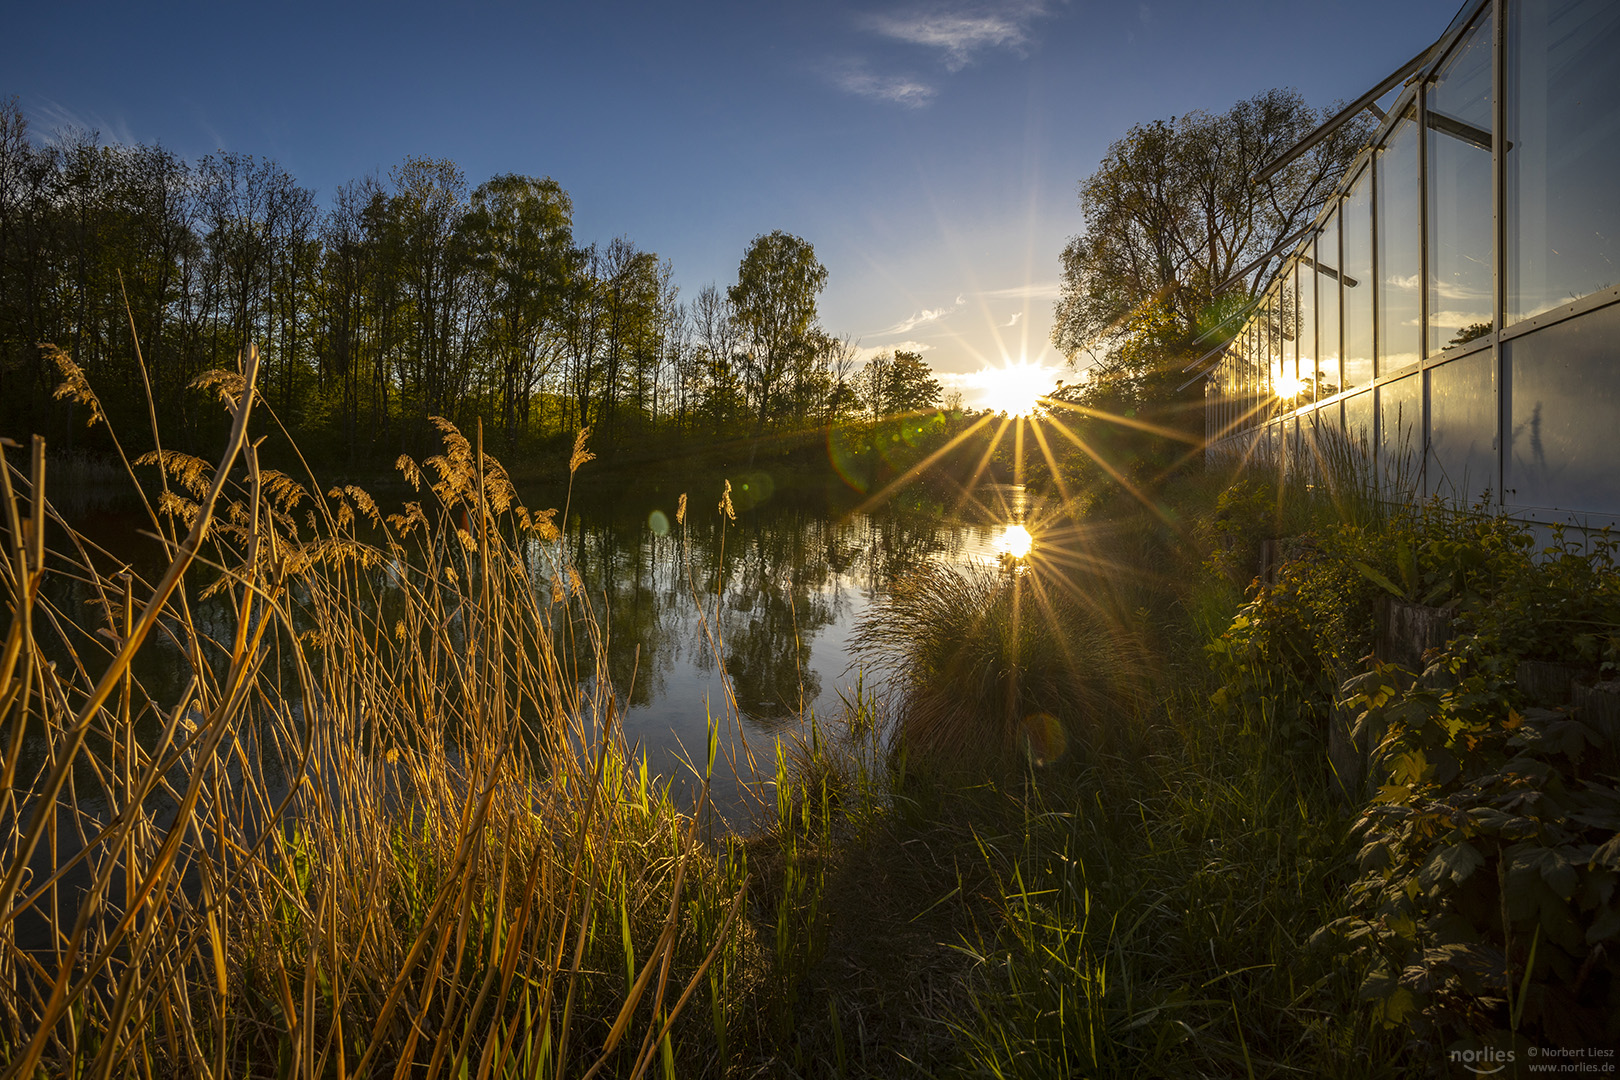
left=1, top=344, right=753, bottom=1078
left=852, top=560, right=1149, bottom=774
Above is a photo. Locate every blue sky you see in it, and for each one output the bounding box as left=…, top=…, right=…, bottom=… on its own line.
left=6, top=0, right=1464, bottom=403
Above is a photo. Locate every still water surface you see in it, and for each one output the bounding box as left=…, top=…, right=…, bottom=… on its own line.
left=539, top=483, right=1033, bottom=812
left=58, top=482, right=1036, bottom=816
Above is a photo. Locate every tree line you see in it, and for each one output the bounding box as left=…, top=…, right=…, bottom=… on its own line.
left=0, top=99, right=944, bottom=466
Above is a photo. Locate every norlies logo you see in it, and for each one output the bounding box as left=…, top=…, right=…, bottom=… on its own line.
left=1451, top=1047, right=1516, bottom=1075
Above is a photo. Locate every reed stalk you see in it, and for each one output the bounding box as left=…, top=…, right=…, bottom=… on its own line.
left=0, top=347, right=750, bottom=1077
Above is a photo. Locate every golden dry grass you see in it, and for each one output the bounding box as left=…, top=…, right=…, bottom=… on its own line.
left=1, top=346, right=753, bottom=1078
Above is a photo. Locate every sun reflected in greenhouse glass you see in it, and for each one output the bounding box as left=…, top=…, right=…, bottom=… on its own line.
left=1273, top=371, right=1306, bottom=400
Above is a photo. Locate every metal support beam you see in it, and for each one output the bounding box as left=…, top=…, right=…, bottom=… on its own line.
left=1254, top=45, right=1438, bottom=185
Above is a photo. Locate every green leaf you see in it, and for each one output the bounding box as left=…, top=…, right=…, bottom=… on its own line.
left=1533, top=847, right=1579, bottom=900
left=1591, top=832, right=1620, bottom=870
left=1585, top=904, right=1620, bottom=945
left=1507, top=846, right=1578, bottom=909
left=1421, top=842, right=1485, bottom=889
left=1354, top=560, right=1406, bottom=599
left=1380, top=985, right=1419, bottom=1028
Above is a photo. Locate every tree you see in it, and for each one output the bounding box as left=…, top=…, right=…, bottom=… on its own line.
left=1053, top=88, right=1371, bottom=388
left=880, top=349, right=942, bottom=415
left=727, top=230, right=827, bottom=442
left=388, top=156, right=470, bottom=430
left=462, top=174, right=574, bottom=445
left=692, top=283, right=743, bottom=436
left=855, top=349, right=942, bottom=419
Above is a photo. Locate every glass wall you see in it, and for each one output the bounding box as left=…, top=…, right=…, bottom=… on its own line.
left=1316, top=211, right=1342, bottom=396
left=1205, top=0, right=1620, bottom=527
left=1342, top=169, right=1374, bottom=389
left=1264, top=288, right=1281, bottom=415
left=1282, top=267, right=1300, bottom=408
left=1505, top=302, right=1620, bottom=513
left=1379, top=375, right=1421, bottom=494
left=1345, top=390, right=1374, bottom=459
left=1506, top=0, right=1620, bottom=323
left=1377, top=115, right=1422, bottom=373
left=1428, top=12, right=1494, bottom=353
left=1204, top=0, right=1620, bottom=525
left=1427, top=350, right=1496, bottom=503
left=1298, top=252, right=1317, bottom=402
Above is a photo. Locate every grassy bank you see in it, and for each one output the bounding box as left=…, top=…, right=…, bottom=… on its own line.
left=6, top=348, right=1617, bottom=1076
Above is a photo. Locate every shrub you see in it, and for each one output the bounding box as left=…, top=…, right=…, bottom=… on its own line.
left=1321, top=657, right=1620, bottom=1051
left=852, top=561, right=1148, bottom=773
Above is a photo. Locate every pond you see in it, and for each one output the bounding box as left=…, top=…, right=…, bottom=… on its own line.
left=51, top=478, right=1040, bottom=820
left=543, top=481, right=1036, bottom=814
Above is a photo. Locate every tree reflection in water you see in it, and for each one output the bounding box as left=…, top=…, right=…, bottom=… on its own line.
left=527, top=485, right=1016, bottom=809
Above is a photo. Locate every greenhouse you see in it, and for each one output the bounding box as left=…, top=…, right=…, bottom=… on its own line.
left=1199, top=0, right=1620, bottom=528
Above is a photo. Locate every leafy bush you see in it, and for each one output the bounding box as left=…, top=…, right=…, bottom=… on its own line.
left=1320, top=658, right=1620, bottom=1051
left=1209, top=495, right=1620, bottom=1052
left=1206, top=524, right=1384, bottom=748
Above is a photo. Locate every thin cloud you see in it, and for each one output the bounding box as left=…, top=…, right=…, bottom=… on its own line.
left=874, top=298, right=962, bottom=336
left=829, top=63, right=937, bottom=107
left=854, top=340, right=935, bottom=365
left=863, top=1, right=1050, bottom=71
left=978, top=281, right=1062, bottom=300
left=1004, top=312, right=1023, bottom=327
left=31, top=99, right=139, bottom=147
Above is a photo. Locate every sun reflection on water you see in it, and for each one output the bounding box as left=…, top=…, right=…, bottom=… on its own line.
left=997, top=524, right=1033, bottom=559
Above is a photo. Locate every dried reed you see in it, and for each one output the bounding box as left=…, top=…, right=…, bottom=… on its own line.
left=0, top=346, right=750, bottom=1077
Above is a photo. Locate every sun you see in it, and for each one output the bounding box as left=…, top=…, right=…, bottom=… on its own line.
left=973, top=360, right=1052, bottom=417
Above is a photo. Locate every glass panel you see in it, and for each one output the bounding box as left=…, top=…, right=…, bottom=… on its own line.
left=1377, top=117, right=1422, bottom=373
left=1298, top=251, right=1317, bottom=404
left=1505, top=301, right=1620, bottom=513
left=1237, top=323, right=1250, bottom=433
left=1343, top=169, right=1374, bottom=388
left=1237, top=324, right=1252, bottom=432
left=1345, top=390, right=1374, bottom=473
left=1506, top=0, right=1620, bottom=324
left=1427, top=350, right=1496, bottom=505
left=1227, top=346, right=1241, bottom=435
left=1316, top=212, right=1342, bottom=396
left=1298, top=406, right=1314, bottom=477
left=1281, top=265, right=1300, bottom=409
left=1428, top=12, right=1495, bottom=354
left=1378, top=374, right=1422, bottom=495
left=1266, top=288, right=1282, bottom=418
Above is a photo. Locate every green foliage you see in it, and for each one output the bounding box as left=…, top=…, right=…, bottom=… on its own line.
left=1205, top=475, right=1620, bottom=1052
left=1321, top=660, right=1620, bottom=1050
left=1206, top=521, right=1383, bottom=748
